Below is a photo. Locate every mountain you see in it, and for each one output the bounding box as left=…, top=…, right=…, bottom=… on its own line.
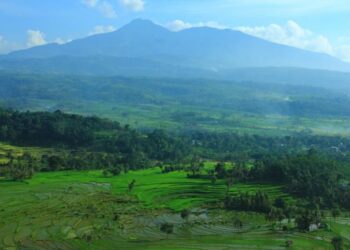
left=1, top=19, right=350, bottom=74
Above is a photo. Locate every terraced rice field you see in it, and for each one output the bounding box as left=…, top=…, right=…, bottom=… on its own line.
left=22, top=168, right=289, bottom=210
left=0, top=143, right=53, bottom=164
left=0, top=168, right=348, bottom=249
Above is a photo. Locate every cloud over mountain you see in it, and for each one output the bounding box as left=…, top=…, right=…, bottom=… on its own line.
left=89, top=25, right=117, bottom=35
left=165, top=19, right=350, bottom=62
left=236, top=21, right=333, bottom=55
left=26, top=30, right=47, bottom=48
left=166, top=20, right=226, bottom=32
left=2, top=19, right=350, bottom=73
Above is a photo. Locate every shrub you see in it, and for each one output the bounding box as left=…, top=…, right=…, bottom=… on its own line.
left=160, top=223, right=174, bottom=235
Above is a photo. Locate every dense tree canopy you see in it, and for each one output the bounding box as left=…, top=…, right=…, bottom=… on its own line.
left=0, top=108, right=349, bottom=211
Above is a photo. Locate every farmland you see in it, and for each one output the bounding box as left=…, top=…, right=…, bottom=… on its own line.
left=1, top=168, right=349, bottom=249
left=1, top=109, right=350, bottom=250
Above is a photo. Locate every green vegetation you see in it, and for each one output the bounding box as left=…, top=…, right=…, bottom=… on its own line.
left=0, top=168, right=349, bottom=249
left=1, top=109, right=350, bottom=249
left=2, top=18, right=350, bottom=249
left=2, top=71, right=350, bottom=135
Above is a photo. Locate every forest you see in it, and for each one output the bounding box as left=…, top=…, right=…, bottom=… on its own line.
left=1, top=108, right=349, bottom=207
left=1, top=108, right=350, bottom=249
left=2, top=71, right=350, bottom=135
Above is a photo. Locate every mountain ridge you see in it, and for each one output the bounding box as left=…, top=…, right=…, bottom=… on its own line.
left=2, top=19, right=350, bottom=73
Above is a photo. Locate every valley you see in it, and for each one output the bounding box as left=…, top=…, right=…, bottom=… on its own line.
left=1, top=109, right=350, bottom=249
left=2, top=71, right=350, bottom=136
left=1, top=11, right=350, bottom=250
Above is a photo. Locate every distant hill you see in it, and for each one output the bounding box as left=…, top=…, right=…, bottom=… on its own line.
left=1, top=71, right=350, bottom=135
left=1, top=19, right=350, bottom=134
left=1, top=19, right=350, bottom=75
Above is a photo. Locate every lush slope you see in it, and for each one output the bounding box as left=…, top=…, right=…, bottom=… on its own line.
left=1, top=109, right=350, bottom=210
left=1, top=169, right=348, bottom=250
left=1, top=72, right=350, bottom=135
left=1, top=110, right=350, bottom=249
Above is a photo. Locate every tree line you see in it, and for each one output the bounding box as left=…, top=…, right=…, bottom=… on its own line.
left=0, top=108, right=191, bottom=179
left=0, top=108, right=349, bottom=211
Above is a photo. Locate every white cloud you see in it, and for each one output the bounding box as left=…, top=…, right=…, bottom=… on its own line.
left=26, top=30, right=47, bottom=48
left=54, top=38, right=72, bottom=45
left=166, top=20, right=193, bottom=32
left=166, top=20, right=227, bottom=32
left=167, top=19, right=337, bottom=57
left=235, top=21, right=350, bottom=62
left=1, top=32, right=72, bottom=54
left=98, top=1, right=117, bottom=18
left=236, top=21, right=335, bottom=55
left=0, top=36, right=19, bottom=54
left=82, top=0, right=117, bottom=18
left=120, top=0, right=144, bottom=12
left=89, top=25, right=116, bottom=35
left=165, top=19, right=350, bottom=62
left=335, top=45, right=350, bottom=62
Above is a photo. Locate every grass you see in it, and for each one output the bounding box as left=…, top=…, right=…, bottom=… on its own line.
left=0, top=143, right=52, bottom=164
left=66, top=101, right=350, bottom=136
left=10, top=96, right=350, bottom=136
left=1, top=168, right=349, bottom=249
left=23, top=168, right=288, bottom=211
left=4, top=71, right=350, bottom=136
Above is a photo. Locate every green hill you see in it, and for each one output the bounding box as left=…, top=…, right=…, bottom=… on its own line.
left=1, top=71, right=350, bottom=135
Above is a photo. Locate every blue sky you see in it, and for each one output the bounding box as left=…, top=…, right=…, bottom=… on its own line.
left=0, top=0, right=350, bottom=61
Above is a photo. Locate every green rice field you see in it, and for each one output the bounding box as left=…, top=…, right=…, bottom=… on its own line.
left=1, top=168, right=349, bottom=249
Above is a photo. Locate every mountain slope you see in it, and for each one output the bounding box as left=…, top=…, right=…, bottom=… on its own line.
left=1, top=71, right=350, bottom=135
left=2, top=19, right=350, bottom=73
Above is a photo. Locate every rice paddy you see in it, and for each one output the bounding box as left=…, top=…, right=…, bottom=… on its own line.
left=1, top=168, right=349, bottom=249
